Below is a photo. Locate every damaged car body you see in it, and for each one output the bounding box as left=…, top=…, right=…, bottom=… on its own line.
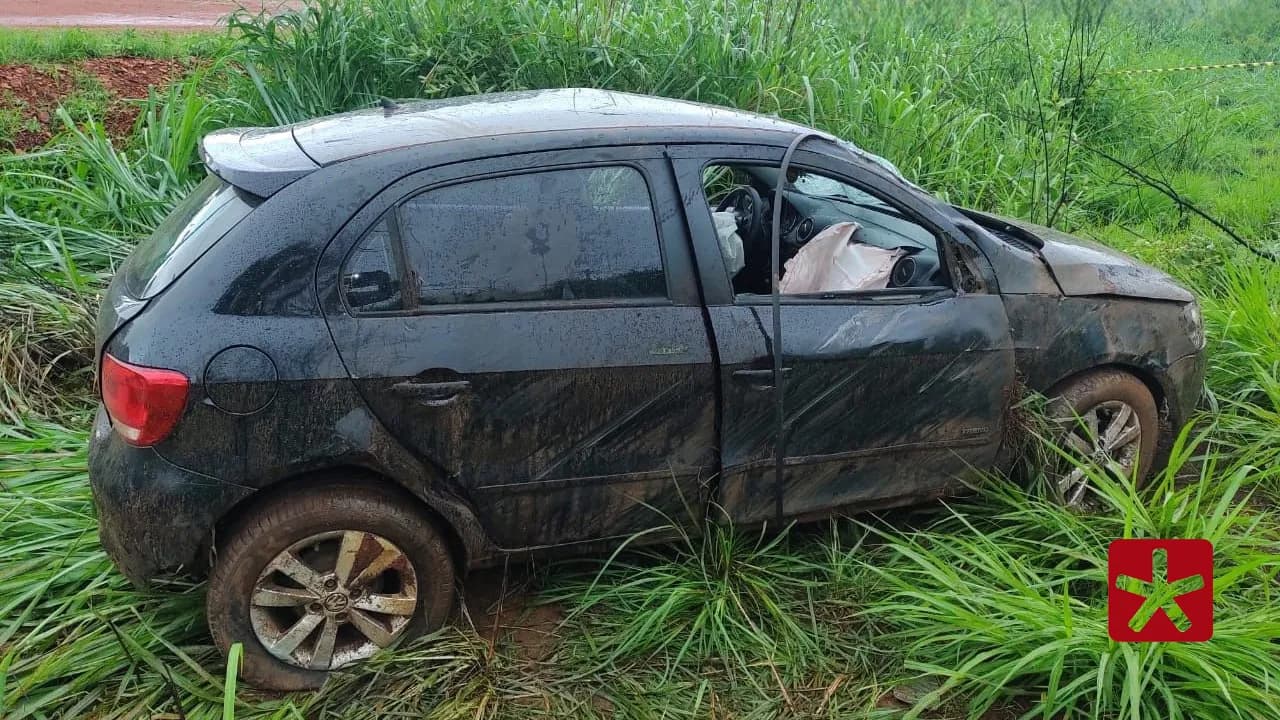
left=88, top=89, right=1205, bottom=689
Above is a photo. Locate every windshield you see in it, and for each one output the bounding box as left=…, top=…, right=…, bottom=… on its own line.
left=123, top=175, right=258, bottom=299
left=746, top=166, right=923, bottom=235
left=792, top=172, right=896, bottom=210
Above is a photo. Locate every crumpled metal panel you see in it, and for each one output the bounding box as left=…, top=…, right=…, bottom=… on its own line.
left=1000, top=217, right=1194, bottom=303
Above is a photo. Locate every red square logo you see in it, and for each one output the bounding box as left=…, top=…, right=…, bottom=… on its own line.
left=1108, top=539, right=1213, bottom=642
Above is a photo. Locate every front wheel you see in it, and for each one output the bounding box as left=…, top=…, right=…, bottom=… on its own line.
left=207, top=481, right=455, bottom=690
left=1047, top=369, right=1159, bottom=508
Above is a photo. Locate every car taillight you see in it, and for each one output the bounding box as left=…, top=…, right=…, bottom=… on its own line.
left=101, top=353, right=189, bottom=446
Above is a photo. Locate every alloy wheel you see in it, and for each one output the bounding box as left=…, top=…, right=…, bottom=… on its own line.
left=248, top=530, right=418, bottom=670
left=1057, top=400, right=1143, bottom=508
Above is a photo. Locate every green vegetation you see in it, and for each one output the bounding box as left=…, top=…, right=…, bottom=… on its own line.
left=0, top=101, right=38, bottom=143
left=1, top=0, right=1278, bottom=717
left=864, top=430, right=1280, bottom=719
left=0, top=27, right=217, bottom=64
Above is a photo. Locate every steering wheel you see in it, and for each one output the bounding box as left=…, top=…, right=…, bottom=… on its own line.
left=716, top=185, right=765, bottom=248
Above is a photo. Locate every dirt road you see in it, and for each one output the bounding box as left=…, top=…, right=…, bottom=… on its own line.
left=0, top=0, right=295, bottom=29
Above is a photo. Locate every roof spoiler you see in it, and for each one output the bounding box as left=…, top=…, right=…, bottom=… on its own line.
left=199, top=127, right=320, bottom=198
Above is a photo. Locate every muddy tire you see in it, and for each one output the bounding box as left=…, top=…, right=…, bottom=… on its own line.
left=207, top=481, right=455, bottom=691
left=1047, top=368, right=1160, bottom=508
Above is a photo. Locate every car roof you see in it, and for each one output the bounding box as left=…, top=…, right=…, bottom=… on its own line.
left=288, top=88, right=830, bottom=165
left=201, top=89, right=910, bottom=197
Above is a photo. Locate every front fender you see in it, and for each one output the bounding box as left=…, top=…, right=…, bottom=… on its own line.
left=1002, top=293, right=1201, bottom=422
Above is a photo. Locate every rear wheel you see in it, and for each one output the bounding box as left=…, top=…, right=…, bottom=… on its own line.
left=1047, top=369, right=1159, bottom=508
left=207, top=482, right=455, bottom=690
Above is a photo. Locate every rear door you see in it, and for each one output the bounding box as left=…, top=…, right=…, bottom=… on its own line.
left=670, top=143, right=1016, bottom=523
left=318, top=147, right=716, bottom=549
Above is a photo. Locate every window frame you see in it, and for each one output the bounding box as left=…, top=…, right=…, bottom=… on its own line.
left=697, top=158, right=955, bottom=306
left=339, top=160, right=675, bottom=317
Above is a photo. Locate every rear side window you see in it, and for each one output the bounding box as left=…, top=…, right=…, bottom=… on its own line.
left=396, top=166, right=666, bottom=305
left=343, top=216, right=405, bottom=312
left=123, top=175, right=258, bottom=299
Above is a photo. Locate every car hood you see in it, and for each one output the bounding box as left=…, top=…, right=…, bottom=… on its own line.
left=1001, top=217, right=1194, bottom=303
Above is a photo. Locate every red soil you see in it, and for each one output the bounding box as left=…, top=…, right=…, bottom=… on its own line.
left=0, top=58, right=188, bottom=151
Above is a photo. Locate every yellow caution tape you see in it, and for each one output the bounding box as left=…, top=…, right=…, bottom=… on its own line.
left=1105, top=60, right=1278, bottom=75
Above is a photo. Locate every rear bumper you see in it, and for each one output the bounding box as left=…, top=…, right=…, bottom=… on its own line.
left=89, top=407, right=251, bottom=585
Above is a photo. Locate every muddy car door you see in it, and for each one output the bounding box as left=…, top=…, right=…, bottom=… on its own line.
left=670, top=143, right=1016, bottom=523
left=317, top=147, right=716, bottom=549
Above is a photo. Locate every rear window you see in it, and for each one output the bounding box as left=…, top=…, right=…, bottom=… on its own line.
left=123, top=175, right=258, bottom=299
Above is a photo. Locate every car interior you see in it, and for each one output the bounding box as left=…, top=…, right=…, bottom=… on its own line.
left=701, top=164, right=947, bottom=296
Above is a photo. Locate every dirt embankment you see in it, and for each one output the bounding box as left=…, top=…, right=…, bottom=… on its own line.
left=0, top=58, right=189, bottom=151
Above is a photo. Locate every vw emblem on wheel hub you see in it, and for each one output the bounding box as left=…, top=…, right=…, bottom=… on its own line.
left=322, top=592, right=350, bottom=612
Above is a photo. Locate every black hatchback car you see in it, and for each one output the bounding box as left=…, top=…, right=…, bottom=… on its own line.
left=90, top=89, right=1204, bottom=689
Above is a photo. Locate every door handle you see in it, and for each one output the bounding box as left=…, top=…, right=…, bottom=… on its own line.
left=392, top=379, right=471, bottom=407
left=731, top=367, right=791, bottom=389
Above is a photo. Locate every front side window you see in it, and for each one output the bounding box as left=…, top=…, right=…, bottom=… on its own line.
left=701, top=163, right=946, bottom=296
left=397, top=166, right=666, bottom=305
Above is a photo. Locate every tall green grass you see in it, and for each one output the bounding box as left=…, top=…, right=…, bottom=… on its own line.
left=1197, top=263, right=1280, bottom=485
left=860, top=427, right=1280, bottom=719
left=219, top=0, right=1141, bottom=221
left=551, top=512, right=839, bottom=682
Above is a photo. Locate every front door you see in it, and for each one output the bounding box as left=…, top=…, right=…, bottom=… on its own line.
left=671, top=144, right=1016, bottom=523
left=320, top=148, right=716, bottom=549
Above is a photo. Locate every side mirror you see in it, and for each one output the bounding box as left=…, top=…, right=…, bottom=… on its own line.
left=342, top=270, right=399, bottom=309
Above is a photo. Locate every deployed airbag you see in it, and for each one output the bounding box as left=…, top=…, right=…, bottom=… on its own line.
left=779, top=222, right=903, bottom=293
left=712, top=211, right=745, bottom=277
